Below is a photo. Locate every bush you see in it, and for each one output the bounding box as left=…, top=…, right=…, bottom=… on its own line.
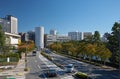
left=24, top=67, right=29, bottom=71
left=41, top=52, right=52, bottom=61
left=75, top=72, right=89, bottom=79
left=0, top=53, right=19, bottom=62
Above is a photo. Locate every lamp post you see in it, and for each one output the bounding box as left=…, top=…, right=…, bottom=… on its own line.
left=25, top=41, right=27, bottom=68
left=25, top=33, right=28, bottom=71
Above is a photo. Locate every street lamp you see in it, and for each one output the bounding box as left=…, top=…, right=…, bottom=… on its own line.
left=25, top=41, right=27, bottom=68
left=24, top=33, right=29, bottom=71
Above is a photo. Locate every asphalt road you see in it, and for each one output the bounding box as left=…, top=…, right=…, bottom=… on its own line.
left=48, top=52, right=119, bottom=79
left=26, top=52, right=46, bottom=79
left=25, top=51, right=74, bottom=79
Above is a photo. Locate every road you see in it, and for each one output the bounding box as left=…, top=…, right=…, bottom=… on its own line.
left=26, top=51, right=75, bottom=79
left=26, top=52, right=45, bottom=79
left=48, top=52, right=119, bottom=79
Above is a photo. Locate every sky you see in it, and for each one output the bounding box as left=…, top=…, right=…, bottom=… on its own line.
left=0, top=0, right=120, bottom=35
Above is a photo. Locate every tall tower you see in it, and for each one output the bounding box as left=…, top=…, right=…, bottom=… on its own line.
left=35, top=26, right=44, bottom=50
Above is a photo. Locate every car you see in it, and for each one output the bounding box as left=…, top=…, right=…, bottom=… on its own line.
left=65, top=64, right=74, bottom=73
left=46, top=68, right=57, bottom=77
left=32, top=50, right=36, bottom=56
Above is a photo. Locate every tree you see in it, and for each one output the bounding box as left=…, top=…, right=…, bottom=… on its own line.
left=107, top=22, right=120, bottom=65
left=48, top=42, right=62, bottom=52
left=97, top=45, right=111, bottom=65
left=68, top=45, right=77, bottom=56
left=76, top=42, right=86, bottom=58
left=62, top=42, right=73, bottom=54
left=84, top=43, right=96, bottom=61
left=0, top=25, right=6, bottom=54
left=93, top=31, right=101, bottom=42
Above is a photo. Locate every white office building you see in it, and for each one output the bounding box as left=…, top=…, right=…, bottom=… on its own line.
left=68, top=31, right=93, bottom=41
left=35, top=26, right=44, bottom=50
left=68, top=32, right=83, bottom=41
left=56, top=35, right=70, bottom=42
left=45, top=34, right=70, bottom=46
left=0, top=15, right=18, bottom=34
left=50, top=29, right=57, bottom=35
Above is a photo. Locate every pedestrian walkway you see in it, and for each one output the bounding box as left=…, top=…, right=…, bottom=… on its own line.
left=0, top=54, right=26, bottom=79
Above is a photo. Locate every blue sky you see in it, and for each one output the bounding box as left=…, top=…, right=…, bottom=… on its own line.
left=0, top=0, right=120, bottom=35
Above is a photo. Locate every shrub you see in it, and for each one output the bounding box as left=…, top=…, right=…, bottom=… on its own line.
left=75, top=72, right=88, bottom=79
left=24, top=67, right=29, bottom=71
left=0, top=53, right=19, bottom=62
left=41, top=52, right=52, bottom=61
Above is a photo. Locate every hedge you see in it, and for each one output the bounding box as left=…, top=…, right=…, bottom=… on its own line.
left=0, top=53, right=19, bottom=62
left=41, top=52, right=52, bottom=61
left=74, top=72, right=92, bottom=79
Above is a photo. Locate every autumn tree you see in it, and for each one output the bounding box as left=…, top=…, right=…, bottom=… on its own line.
left=84, top=43, right=96, bottom=61
left=62, top=42, right=73, bottom=54
left=96, top=45, right=111, bottom=65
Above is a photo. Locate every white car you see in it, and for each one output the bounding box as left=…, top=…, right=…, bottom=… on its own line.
left=65, top=64, right=74, bottom=73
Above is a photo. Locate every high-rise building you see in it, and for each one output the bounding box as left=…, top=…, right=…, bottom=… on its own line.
left=35, top=27, right=44, bottom=50
left=27, top=31, right=35, bottom=42
left=19, top=32, right=29, bottom=42
left=68, top=31, right=83, bottom=41
left=50, top=29, right=57, bottom=35
left=0, top=15, right=18, bottom=34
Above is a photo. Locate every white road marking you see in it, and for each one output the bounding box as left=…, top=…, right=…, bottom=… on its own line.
left=37, top=65, right=40, bottom=69
left=37, top=64, right=47, bottom=79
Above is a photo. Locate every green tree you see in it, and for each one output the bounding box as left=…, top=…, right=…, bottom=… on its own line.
left=93, top=31, right=101, bottom=42
left=107, top=22, right=120, bottom=65
left=0, top=25, right=6, bottom=54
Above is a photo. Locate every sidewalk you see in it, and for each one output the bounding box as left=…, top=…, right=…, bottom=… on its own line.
left=0, top=54, right=27, bottom=79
